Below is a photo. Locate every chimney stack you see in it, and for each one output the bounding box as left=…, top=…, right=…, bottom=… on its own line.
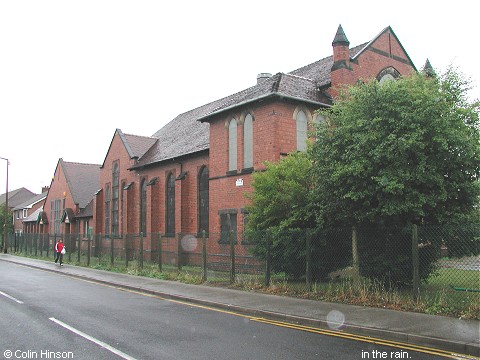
left=41, top=186, right=50, bottom=194
left=257, top=73, right=272, bottom=84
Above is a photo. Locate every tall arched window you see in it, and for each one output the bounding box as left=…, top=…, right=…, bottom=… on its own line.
left=166, top=173, right=175, bottom=236
left=243, top=113, right=253, bottom=169
left=112, top=162, right=119, bottom=236
left=140, top=178, right=147, bottom=235
left=105, top=184, right=111, bottom=236
left=296, top=110, right=308, bottom=151
left=228, top=118, right=237, bottom=171
left=198, top=166, right=209, bottom=234
left=120, top=180, right=125, bottom=236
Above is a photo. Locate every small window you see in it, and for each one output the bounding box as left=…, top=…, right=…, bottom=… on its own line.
left=220, top=213, right=237, bottom=244
left=23, top=209, right=27, bottom=218
left=228, top=119, right=237, bottom=171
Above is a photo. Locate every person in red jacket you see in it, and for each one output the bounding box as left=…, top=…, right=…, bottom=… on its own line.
left=54, top=239, right=65, bottom=266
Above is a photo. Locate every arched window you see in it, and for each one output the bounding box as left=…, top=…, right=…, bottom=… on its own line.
left=377, top=67, right=400, bottom=83
left=140, top=178, right=147, bottom=235
left=166, top=173, right=175, bottom=235
left=243, top=113, right=253, bottom=169
left=112, top=162, right=119, bottom=236
left=296, top=110, right=308, bottom=151
left=198, top=166, right=209, bottom=234
left=228, top=118, right=237, bottom=171
left=120, top=180, right=125, bottom=235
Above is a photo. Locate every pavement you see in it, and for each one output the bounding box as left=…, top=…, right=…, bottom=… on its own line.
left=1, top=254, right=479, bottom=358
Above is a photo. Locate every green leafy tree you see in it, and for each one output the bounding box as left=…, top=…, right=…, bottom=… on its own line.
left=245, top=151, right=314, bottom=231
left=245, top=152, right=316, bottom=278
left=310, top=68, right=480, bottom=285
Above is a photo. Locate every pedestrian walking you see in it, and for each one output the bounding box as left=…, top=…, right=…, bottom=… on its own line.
left=54, top=239, right=65, bottom=266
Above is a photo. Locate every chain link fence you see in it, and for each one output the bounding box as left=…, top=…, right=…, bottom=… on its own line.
left=8, top=224, right=479, bottom=316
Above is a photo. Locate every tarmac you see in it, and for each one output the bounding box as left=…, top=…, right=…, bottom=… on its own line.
left=1, top=254, right=479, bottom=358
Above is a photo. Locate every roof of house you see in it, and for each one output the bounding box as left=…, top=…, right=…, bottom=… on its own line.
left=13, top=191, right=48, bottom=211
left=134, top=26, right=411, bottom=170
left=75, top=199, right=93, bottom=218
left=60, top=159, right=101, bottom=209
left=23, top=206, right=43, bottom=223
left=0, top=187, right=37, bottom=209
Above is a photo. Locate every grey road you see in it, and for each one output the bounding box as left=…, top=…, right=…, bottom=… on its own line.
left=0, top=262, right=445, bottom=360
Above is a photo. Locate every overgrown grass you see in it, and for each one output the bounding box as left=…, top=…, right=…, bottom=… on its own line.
left=11, top=251, right=479, bottom=320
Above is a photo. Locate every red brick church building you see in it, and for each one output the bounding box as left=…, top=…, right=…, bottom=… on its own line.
left=41, top=25, right=422, bottom=255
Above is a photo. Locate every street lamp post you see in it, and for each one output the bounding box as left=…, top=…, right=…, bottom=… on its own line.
left=0, top=157, right=8, bottom=254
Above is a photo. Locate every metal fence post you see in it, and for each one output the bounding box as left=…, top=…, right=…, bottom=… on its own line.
left=125, top=234, right=129, bottom=268
left=77, top=235, right=80, bottom=263
left=306, top=231, right=312, bottom=291
left=412, top=224, right=420, bottom=301
left=202, top=230, right=207, bottom=282
left=68, top=235, right=72, bottom=263
left=230, top=229, right=235, bottom=284
left=352, top=225, right=360, bottom=286
left=177, top=233, right=182, bottom=271
left=158, top=233, right=162, bottom=272
left=87, top=234, right=91, bottom=267
left=110, top=234, right=114, bottom=267
left=265, top=231, right=271, bottom=287
left=139, top=232, right=144, bottom=270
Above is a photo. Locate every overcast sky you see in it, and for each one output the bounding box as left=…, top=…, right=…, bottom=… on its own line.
left=1, top=0, right=479, bottom=194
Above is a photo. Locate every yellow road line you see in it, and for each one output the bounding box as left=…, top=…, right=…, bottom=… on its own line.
left=15, top=262, right=480, bottom=360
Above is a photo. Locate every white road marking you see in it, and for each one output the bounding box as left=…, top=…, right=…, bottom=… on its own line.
left=0, top=290, right=24, bottom=304
left=49, top=317, right=137, bottom=360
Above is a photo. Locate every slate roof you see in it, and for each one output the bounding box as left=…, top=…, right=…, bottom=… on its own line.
left=288, top=43, right=366, bottom=86
left=76, top=199, right=93, bottom=218
left=101, top=129, right=157, bottom=168
left=0, top=188, right=37, bottom=209
left=61, top=159, right=101, bottom=209
left=13, top=191, right=48, bottom=211
left=134, top=26, right=405, bottom=169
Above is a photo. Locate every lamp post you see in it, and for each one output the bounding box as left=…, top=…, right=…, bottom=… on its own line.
left=0, top=157, right=8, bottom=254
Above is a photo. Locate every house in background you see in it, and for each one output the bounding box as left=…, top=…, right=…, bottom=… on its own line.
left=0, top=187, right=37, bottom=211
left=12, top=187, right=49, bottom=236
left=42, top=158, right=101, bottom=248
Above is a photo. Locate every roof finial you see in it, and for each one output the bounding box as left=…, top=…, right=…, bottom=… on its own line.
left=332, top=24, right=349, bottom=46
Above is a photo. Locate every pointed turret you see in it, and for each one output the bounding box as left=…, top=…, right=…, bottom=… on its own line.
left=331, top=24, right=353, bottom=97
left=332, top=24, right=350, bottom=46
left=422, top=59, right=436, bottom=77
